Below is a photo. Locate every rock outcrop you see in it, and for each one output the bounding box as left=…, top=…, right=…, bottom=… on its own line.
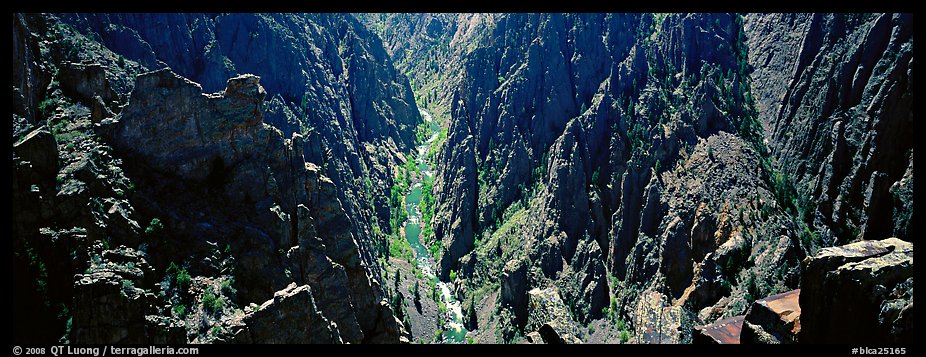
left=107, top=69, right=400, bottom=343
left=740, top=289, right=801, bottom=344
left=234, top=283, right=342, bottom=344
left=72, top=247, right=185, bottom=344
left=500, top=258, right=529, bottom=328
left=632, top=290, right=687, bottom=344
left=693, top=315, right=744, bottom=344
left=799, top=238, right=913, bottom=343
left=525, top=288, right=582, bottom=344
left=58, top=12, right=422, bottom=279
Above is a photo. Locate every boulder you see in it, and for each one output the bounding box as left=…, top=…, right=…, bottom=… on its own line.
left=693, top=315, right=744, bottom=344
left=13, top=127, right=58, bottom=180
left=740, top=289, right=801, bottom=344
left=799, top=238, right=913, bottom=343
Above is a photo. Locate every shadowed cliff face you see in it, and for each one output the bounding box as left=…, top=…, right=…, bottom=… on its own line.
left=377, top=12, right=912, bottom=343
left=744, top=13, right=914, bottom=245
left=57, top=13, right=422, bottom=271
left=12, top=13, right=418, bottom=344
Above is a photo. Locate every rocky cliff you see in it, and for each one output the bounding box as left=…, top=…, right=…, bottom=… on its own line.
left=744, top=13, right=914, bottom=245
left=12, top=11, right=914, bottom=345
left=12, top=13, right=419, bottom=344
left=56, top=13, right=422, bottom=269
left=404, top=12, right=912, bottom=343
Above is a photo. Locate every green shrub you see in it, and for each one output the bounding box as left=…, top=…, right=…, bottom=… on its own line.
left=37, top=98, right=56, bottom=118
left=202, top=290, right=225, bottom=315
left=437, top=301, right=447, bottom=315
left=166, top=262, right=191, bottom=290
left=429, top=241, right=441, bottom=259
left=220, top=277, right=237, bottom=295
left=145, top=218, right=164, bottom=235
left=619, top=330, right=631, bottom=343
left=172, top=304, right=187, bottom=318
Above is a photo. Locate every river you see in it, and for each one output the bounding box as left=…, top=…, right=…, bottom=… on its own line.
left=402, top=109, right=466, bottom=343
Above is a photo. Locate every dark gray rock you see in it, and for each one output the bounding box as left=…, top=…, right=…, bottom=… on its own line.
left=12, top=13, right=52, bottom=124
left=239, top=283, right=342, bottom=344
left=58, top=62, right=119, bottom=106
left=13, top=128, right=59, bottom=180
left=745, top=13, right=914, bottom=244
left=109, top=69, right=397, bottom=343
left=799, top=238, right=913, bottom=343
left=71, top=247, right=184, bottom=344
left=500, top=258, right=529, bottom=328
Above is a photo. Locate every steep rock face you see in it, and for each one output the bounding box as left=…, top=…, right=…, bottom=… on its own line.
left=500, top=258, right=530, bottom=328
left=13, top=13, right=420, bottom=344
left=358, top=13, right=489, bottom=119
left=58, top=12, right=422, bottom=275
left=433, top=14, right=642, bottom=276
left=108, top=69, right=400, bottom=343
left=432, top=13, right=807, bottom=337
left=799, top=238, right=913, bottom=343
left=527, top=118, right=609, bottom=322
left=745, top=13, right=914, bottom=244
left=13, top=13, right=52, bottom=124
left=432, top=128, right=478, bottom=278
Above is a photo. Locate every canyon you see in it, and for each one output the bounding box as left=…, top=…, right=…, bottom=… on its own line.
left=12, top=12, right=913, bottom=344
